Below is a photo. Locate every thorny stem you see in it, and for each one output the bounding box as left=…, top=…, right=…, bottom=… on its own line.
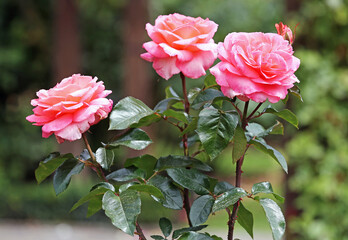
left=180, top=72, right=193, bottom=227
left=82, top=133, right=147, bottom=239
left=228, top=101, right=249, bottom=240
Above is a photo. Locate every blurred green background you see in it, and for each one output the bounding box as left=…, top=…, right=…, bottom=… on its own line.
left=1, top=0, right=348, bottom=239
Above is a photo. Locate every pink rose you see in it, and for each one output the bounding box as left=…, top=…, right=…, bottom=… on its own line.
left=210, top=32, right=300, bottom=103
left=26, top=74, right=113, bottom=143
left=275, top=22, right=295, bottom=45
left=141, top=13, right=218, bottom=80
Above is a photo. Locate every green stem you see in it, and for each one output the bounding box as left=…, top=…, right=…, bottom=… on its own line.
left=82, top=133, right=96, bottom=162
left=180, top=72, right=193, bottom=227
left=228, top=101, right=249, bottom=240
left=82, top=133, right=107, bottom=181
left=241, top=101, right=249, bottom=129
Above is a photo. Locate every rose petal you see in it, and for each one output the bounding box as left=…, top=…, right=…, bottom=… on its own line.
left=152, top=57, right=180, bottom=80
left=42, top=114, right=73, bottom=132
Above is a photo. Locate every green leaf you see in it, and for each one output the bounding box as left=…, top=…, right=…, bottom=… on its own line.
left=213, top=181, right=234, bottom=195
left=155, top=155, right=212, bottom=172
left=197, top=107, right=238, bottom=160
left=163, top=109, right=188, bottom=123
left=192, top=89, right=224, bottom=109
left=70, top=187, right=108, bottom=212
left=106, top=167, right=146, bottom=182
left=181, top=118, right=198, bottom=136
left=250, top=139, right=288, bottom=173
left=109, top=96, right=154, bottom=130
left=167, top=168, right=211, bottom=195
left=252, top=182, right=274, bottom=195
left=173, top=225, right=208, bottom=239
left=35, top=152, right=73, bottom=184
left=207, top=177, right=218, bottom=193
left=251, top=182, right=284, bottom=203
left=204, top=74, right=217, bottom=88
left=119, top=182, right=138, bottom=193
left=149, top=175, right=183, bottom=210
left=232, top=126, right=247, bottom=163
left=289, top=85, right=303, bottom=102
left=79, top=149, right=92, bottom=161
left=189, top=195, right=215, bottom=226
left=188, top=87, right=201, bottom=104
left=264, top=107, right=298, bottom=129
left=165, top=86, right=180, bottom=98
left=178, top=232, right=214, bottom=240
left=159, top=217, right=172, bottom=237
left=53, top=158, right=84, bottom=195
left=107, top=128, right=152, bottom=150
left=124, top=154, right=157, bottom=179
left=172, top=226, right=207, bottom=239
left=237, top=202, right=254, bottom=239
left=86, top=183, right=116, bottom=217
left=96, top=147, right=115, bottom=170
left=128, top=184, right=164, bottom=199
left=246, top=122, right=284, bottom=140
left=246, top=123, right=266, bottom=139
left=151, top=235, right=165, bottom=240
left=130, top=113, right=161, bottom=128
left=102, top=189, right=141, bottom=236
left=90, top=182, right=115, bottom=192
left=86, top=195, right=103, bottom=217
left=259, top=198, right=286, bottom=240
left=154, top=97, right=183, bottom=113
left=267, top=121, right=284, bottom=135
left=212, top=188, right=247, bottom=212
left=210, top=235, right=223, bottom=240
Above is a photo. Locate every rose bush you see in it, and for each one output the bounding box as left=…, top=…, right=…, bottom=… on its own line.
left=26, top=74, right=113, bottom=143
left=141, top=13, right=218, bottom=80
left=210, top=32, right=300, bottom=103
left=27, top=15, right=301, bottom=240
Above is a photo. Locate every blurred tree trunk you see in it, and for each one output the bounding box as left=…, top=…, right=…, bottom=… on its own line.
left=123, top=0, right=153, bottom=157
left=123, top=0, right=151, bottom=105
left=53, top=0, right=83, bottom=155
left=285, top=0, right=302, bottom=239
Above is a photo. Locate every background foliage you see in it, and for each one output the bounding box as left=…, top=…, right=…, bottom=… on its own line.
left=0, top=0, right=347, bottom=239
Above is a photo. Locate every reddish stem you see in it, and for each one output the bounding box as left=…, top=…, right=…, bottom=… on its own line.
left=136, top=222, right=147, bottom=240
left=246, top=102, right=263, bottom=121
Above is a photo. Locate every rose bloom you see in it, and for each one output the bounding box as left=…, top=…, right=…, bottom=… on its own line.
left=141, top=13, right=218, bottom=80
left=210, top=32, right=300, bottom=103
left=26, top=74, right=113, bottom=143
